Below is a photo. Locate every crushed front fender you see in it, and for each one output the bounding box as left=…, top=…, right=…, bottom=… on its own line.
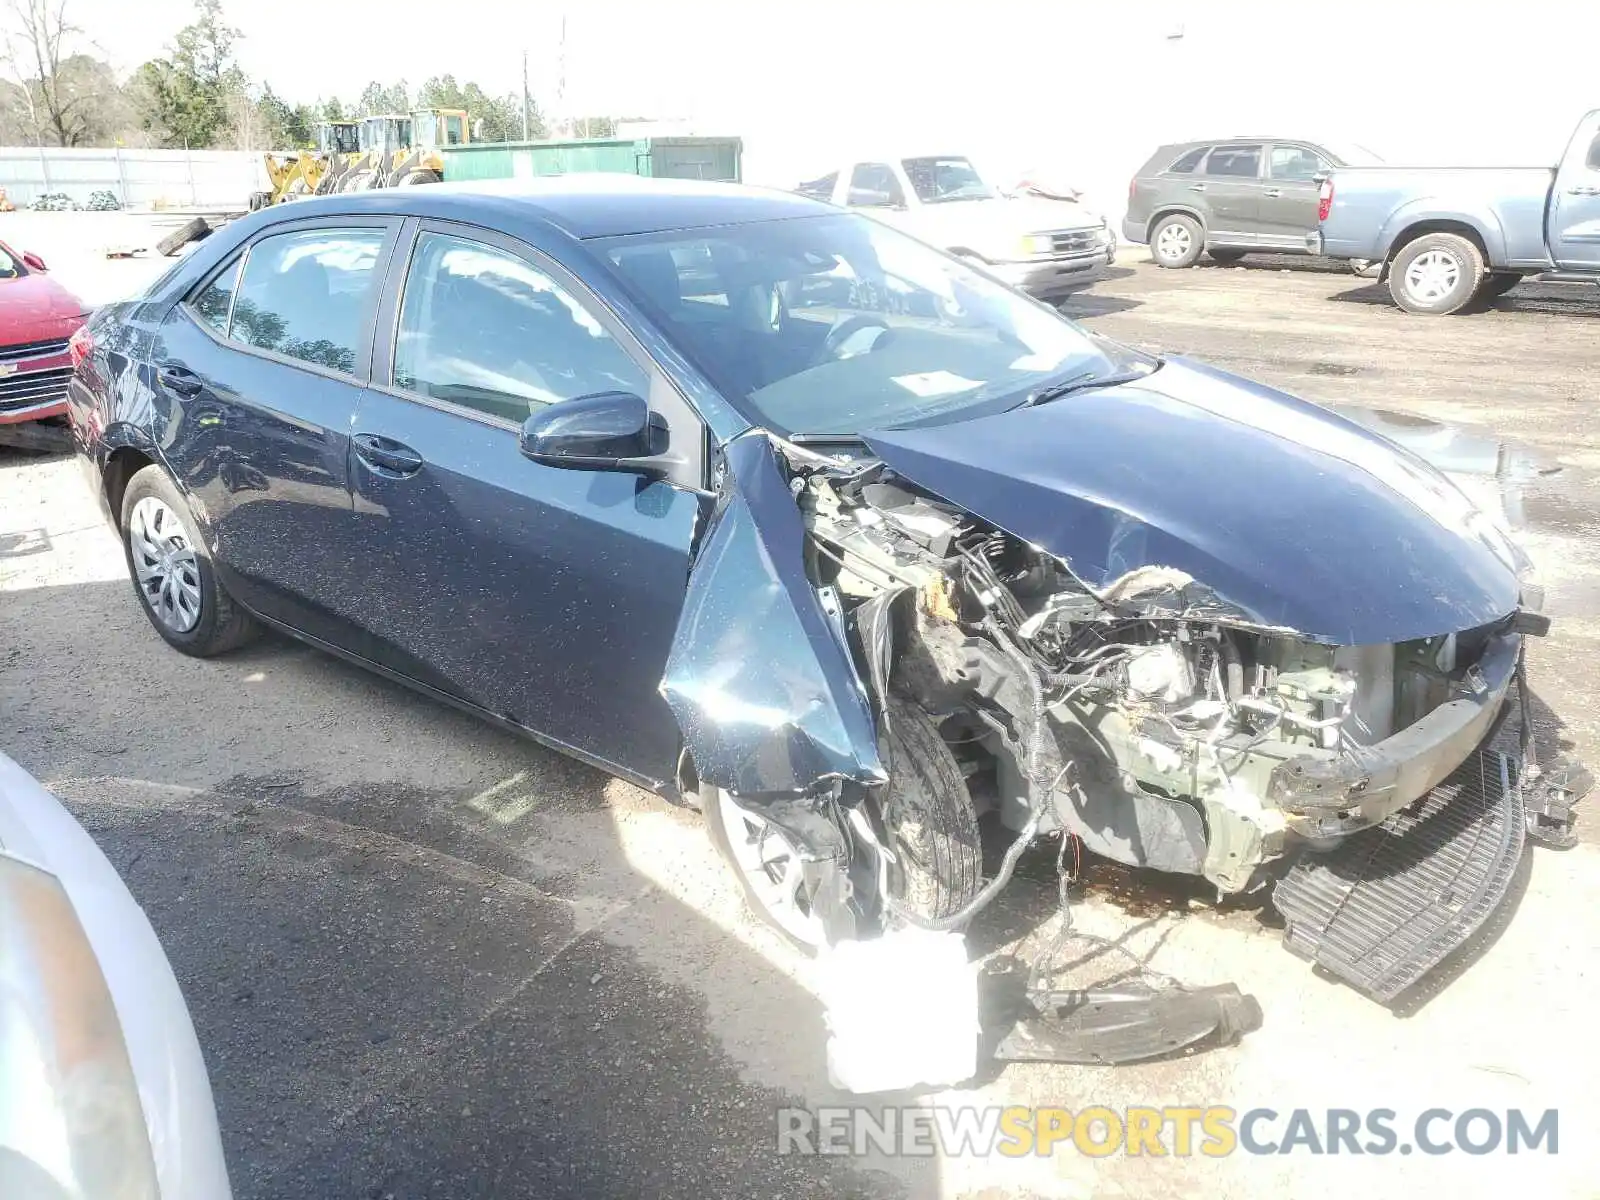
left=660, top=433, right=887, bottom=796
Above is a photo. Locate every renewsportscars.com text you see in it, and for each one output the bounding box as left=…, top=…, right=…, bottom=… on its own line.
left=776, top=1106, right=1559, bottom=1158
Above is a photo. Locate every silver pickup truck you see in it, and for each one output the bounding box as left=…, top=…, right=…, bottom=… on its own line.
left=1315, top=110, right=1600, bottom=314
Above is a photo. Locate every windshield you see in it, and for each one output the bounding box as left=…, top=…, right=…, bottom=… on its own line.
left=0, top=245, right=17, bottom=279
left=902, top=156, right=995, bottom=203
left=598, top=213, right=1131, bottom=437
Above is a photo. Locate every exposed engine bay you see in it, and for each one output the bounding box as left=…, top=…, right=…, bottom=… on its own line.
left=795, top=449, right=1530, bottom=895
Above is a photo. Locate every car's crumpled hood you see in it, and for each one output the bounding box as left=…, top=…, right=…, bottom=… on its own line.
left=864, top=357, right=1525, bottom=645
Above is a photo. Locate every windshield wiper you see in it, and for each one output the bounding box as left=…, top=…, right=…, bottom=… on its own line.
left=788, top=432, right=870, bottom=446
left=1020, top=364, right=1158, bottom=408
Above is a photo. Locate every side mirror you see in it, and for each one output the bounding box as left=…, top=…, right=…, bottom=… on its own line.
left=519, top=391, right=669, bottom=474
left=21, top=251, right=46, bottom=271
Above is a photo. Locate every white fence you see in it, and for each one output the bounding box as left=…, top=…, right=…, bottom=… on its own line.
left=0, top=146, right=269, bottom=210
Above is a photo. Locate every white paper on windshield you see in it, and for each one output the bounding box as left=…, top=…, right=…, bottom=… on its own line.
left=891, top=371, right=983, bottom=398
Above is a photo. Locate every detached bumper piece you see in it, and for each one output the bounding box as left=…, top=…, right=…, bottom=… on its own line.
left=993, top=984, right=1263, bottom=1066
left=1273, top=747, right=1529, bottom=1003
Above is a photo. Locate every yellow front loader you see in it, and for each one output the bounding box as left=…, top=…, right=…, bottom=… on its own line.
left=256, top=121, right=361, bottom=206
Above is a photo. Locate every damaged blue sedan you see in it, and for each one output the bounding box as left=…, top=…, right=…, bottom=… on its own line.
left=66, top=177, right=1581, bottom=999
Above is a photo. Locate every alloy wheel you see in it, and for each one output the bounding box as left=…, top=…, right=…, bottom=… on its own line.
left=716, top=790, right=826, bottom=947
left=1156, top=222, right=1192, bottom=262
left=128, top=496, right=202, bottom=633
left=1403, top=249, right=1461, bottom=305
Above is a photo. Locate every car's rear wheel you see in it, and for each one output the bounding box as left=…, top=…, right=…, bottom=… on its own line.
left=1151, top=214, right=1204, bottom=268
left=703, top=697, right=982, bottom=952
left=1208, top=247, right=1247, bottom=264
left=1388, top=233, right=1484, bottom=315
left=120, top=465, right=260, bottom=656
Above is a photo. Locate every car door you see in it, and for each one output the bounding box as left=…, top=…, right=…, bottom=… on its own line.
left=1260, top=143, right=1333, bottom=247
left=345, top=220, right=705, bottom=788
left=1197, top=144, right=1266, bottom=245
left=153, top=218, right=398, bottom=647
left=1550, top=123, right=1600, bottom=270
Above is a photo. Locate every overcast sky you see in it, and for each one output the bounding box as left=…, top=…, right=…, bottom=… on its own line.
left=31, top=0, right=1600, bottom=200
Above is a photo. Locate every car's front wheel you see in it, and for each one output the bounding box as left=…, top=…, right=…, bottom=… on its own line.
left=1388, top=232, right=1485, bottom=314
left=120, top=465, right=260, bottom=656
left=703, top=697, right=982, bottom=951
left=1151, top=214, right=1204, bottom=268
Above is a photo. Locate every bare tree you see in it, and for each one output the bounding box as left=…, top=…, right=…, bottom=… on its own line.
left=2, top=0, right=92, bottom=145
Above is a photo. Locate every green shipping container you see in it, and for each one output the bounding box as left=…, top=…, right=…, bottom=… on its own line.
left=439, top=136, right=743, bottom=184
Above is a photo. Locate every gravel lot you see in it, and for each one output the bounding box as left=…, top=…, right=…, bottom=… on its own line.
left=3, top=237, right=1599, bottom=1199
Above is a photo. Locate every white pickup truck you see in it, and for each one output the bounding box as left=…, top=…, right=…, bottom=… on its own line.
left=797, top=155, right=1116, bottom=296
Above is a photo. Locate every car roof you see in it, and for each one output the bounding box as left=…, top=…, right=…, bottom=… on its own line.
left=258, top=175, right=833, bottom=241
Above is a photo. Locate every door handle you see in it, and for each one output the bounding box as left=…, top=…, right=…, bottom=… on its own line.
left=353, top=433, right=424, bottom=476
left=1188, top=183, right=1207, bottom=192
left=1567, top=185, right=1600, bottom=196
left=1263, top=188, right=1282, bottom=198
left=157, top=362, right=203, bottom=397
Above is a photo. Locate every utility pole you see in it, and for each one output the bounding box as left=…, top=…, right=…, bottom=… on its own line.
left=555, top=13, right=567, bottom=138
left=521, top=49, right=530, bottom=141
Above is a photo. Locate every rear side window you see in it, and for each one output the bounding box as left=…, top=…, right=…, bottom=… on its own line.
left=1167, top=146, right=1208, bottom=174
left=797, top=171, right=838, bottom=199
left=847, top=162, right=905, bottom=207
left=230, top=228, right=387, bottom=376
left=1205, top=146, right=1262, bottom=178
left=190, top=259, right=240, bottom=335
left=393, top=231, right=649, bottom=425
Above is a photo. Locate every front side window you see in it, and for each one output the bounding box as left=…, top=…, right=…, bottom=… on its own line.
left=1269, top=145, right=1329, bottom=182
left=1588, top=133, right=1600, bottom=171
left=0, top=244, right=18, bottom=279
left=1205, top=145, right=1262, bottom=178
left=190, top=258, right=241, bottom=335
left=394, top=232, right=649, bottom=425
left=847, top=163, right=905, bottom=208
left=901, top=156, right=995, bottom=203
left=230, top=227, right=387, bottom=375
left=1167, top=146, right=1209, bottom=174
left=600, top=213, right=1139, bottom=437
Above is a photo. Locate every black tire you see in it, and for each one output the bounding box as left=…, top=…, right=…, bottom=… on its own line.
left=120, top=465, right=260, bottom=657
left=397, top=169, right=442, bottom=187
left=1388, top=232, right=1485, bottom=315
left=704, top=697, right=981, bottom=951
left=1480, top=272, right=1522, bottom=299
left=1208, top=247, right=1247, bottom=264
left=1149, top=213, right=1204, bottom=268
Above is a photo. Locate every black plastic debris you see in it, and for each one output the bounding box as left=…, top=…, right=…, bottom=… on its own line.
left=1523, top=754, right=1590, bottom=849
left=993, top=983, right=1262, bottom=1065
left=1273, top=748, right=1527, bottom=1003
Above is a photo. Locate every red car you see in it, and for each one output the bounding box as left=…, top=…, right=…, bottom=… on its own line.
left=0, top=237, right=88, bottom=446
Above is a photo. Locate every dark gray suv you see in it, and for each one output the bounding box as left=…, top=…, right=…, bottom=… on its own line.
left=1123, top=139, right=1382, bottom=268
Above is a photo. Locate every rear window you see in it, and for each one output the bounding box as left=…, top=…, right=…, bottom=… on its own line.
left=1167, top=146, right=1208, bottom=174
left=1205, top=145, right=1262, bottom=178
